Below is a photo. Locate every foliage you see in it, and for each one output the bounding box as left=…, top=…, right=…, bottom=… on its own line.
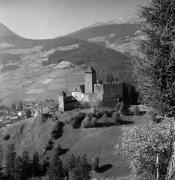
left=32, top=152, right=40, bottom=177
left=118, top=121, right=173, bottom=180
left=0, top=53, right=21, bottom=66
left=91, top=157, right=99, bottom=171
left=3, top=134, right=11, bottom=141
left=112, top=112, right=121, bottom=123
left=44, top=41, right=133, bottom=82
left=11, top=104, right=16, bottom=112
left=70, top=113, right=86, bottom=129
left=17, top=102, right=23, bottom=111
left=51, top=121, right=64, bottom=139
left=0, top=144, right=3, bottom=178
left=66, top=154, right=91, bottom=180
left=47, top=145, right=65, bottom=180
left=5, top=144, right=16, bottom=178
left=26, top=109, right=32, bottom=118
left=136, top=0, right=175, bottom=117
left=81, top=117, right=91, bottom=128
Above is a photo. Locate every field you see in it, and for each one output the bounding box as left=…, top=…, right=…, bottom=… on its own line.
left=0, top=46, right=85, bottom=105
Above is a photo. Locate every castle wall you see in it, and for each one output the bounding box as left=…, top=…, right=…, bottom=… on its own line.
left=103, top=82, right=123, bottom=100
left=84, top=93, right=103, bottom=106
left=94, top=82, right=123, bottom=104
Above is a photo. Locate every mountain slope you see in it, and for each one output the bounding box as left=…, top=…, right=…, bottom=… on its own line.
left=68, top=23, right=143, bottom=55
left=69, top=24, right=140, bottom=41
left=45, top=41, right=132, bottom=80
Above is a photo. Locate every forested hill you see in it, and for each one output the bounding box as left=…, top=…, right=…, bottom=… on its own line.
left=44, top=41, right=132, bottom=81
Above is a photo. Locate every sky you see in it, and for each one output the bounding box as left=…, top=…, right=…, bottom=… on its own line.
left=0, top=0, right=148, bottom=39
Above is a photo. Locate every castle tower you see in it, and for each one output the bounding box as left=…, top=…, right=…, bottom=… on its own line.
left=58, top=90, right=66, bottom=112
left=85, top=66, right=96, bottom=94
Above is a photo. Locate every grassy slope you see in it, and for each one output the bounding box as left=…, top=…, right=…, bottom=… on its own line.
left=0, top=109, right=151, bottom=179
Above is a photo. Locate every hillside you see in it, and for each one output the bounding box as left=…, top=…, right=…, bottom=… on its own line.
left=0, top=107, right=151, bottom=179
left=0, top=113, right=131, bottom=179
left=68, top=23, right=143, bottom=55
left=45, top=41, right=132, bottom=80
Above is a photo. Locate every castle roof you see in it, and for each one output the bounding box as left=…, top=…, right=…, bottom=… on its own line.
left=58, top=90, right=66, bottom=97
left=85, top=66, right=96, bottom=73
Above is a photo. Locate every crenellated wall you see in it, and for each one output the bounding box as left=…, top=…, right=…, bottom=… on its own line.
left=94, top=82, right=123, bottom=102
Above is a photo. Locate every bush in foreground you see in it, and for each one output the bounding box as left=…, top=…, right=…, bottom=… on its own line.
left=118, top=121, right=173, bottom=180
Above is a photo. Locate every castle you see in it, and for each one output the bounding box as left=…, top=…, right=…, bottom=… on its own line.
left=58, top=66, right=123, bottom=112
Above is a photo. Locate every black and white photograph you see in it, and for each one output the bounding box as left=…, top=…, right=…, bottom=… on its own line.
left=0, top=0, right=175, bottom=179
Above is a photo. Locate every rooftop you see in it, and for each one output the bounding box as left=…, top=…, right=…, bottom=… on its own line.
left=85, top=66, right=96, bottom=73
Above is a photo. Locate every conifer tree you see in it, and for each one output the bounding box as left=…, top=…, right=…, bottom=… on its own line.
left=14, top=156, right=23, bottom=180
left=21, top=151, right=32, bottom=179
left=137, top=0, right=175, bottom=117
left=5, top=144, right=16, bottom=178
left=32, top=152, right=40, bottom=177
left=47, top=146, right=64, bottom=180
left=0, top=144, right=3, bottom=178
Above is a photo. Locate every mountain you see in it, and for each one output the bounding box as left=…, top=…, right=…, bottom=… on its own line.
left=0, top=21, right=139, bottom=104
left=0, top=22, right=38, bottom=48
left=68, top=20, right=144, bottom=55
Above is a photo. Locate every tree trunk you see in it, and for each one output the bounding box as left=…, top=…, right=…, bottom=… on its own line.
left=156, top=153, right=159, bottom=180
left=165, top=120, right=175, bottom=180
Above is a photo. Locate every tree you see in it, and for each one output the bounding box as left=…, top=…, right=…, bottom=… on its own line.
left=21, top=151, right=32, bottom=180
left=14, top=156, right=23, bottom=180
left=47, top=146, right=65, bottom=180
left=117, top=121, right=173, bottom=180
left=11, top=104, right=16, bottom=112
left=136, top=0, right=175, bottom=117
left=105, top=73, right=114, bottom=82
left=0, top=144, right=3, bottom=178
left=67, top=155, right=91, bottom=180
left=26, top=109, right=32, bottom=118
left=5, top=144, right=16, bottom=178
left=32, top=152, right=40, bottom=177
left=17, top=102, right=23, bottom=111
left=91, top=157, right=99, bottom=171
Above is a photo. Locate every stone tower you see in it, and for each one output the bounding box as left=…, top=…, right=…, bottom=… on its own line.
left=85, top=66, right=96, bottom=93
left=58, top=90, right=66, bottom=112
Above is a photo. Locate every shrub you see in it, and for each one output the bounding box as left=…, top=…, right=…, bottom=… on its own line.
left=71, top=113, right=86, bottom=129
left=112, top=112, right=121, bottom=123
left=79, top=102, right=91, bottom=109
left=94, top=111, right=103, bottom=119
left=3, top=134, right=11, bottom=141
left=90, top=117, right=98, bottom=127
left=29, top=176, right=49, bottom=180
left=45, top=143, right=53, bottom=151
left=101, top=113, right=108, bottom=122
left=87, top=112, right=94, bottom=118
left=91, top=157, right=99, bottom=171
left=81, top=116, right=91, bottom=128
left=48, top=139, right=54, bottom=146
left=118, top=121, right=172, bottom=179
left=133, top=105, right=140, bottom=116
left=51, top=121, right=64, bottom=139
